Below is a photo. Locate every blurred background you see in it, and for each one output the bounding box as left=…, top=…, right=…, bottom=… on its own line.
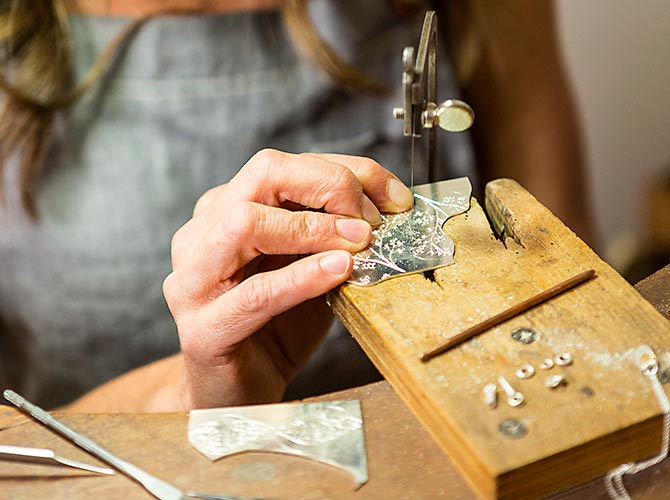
left=557, top=0, right=670, bottom=282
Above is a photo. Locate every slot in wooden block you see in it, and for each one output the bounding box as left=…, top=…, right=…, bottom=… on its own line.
left=330, top=179, right=670, bottom=499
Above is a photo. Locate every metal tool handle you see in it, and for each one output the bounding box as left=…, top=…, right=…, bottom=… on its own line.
left=0, top=443, right=114, bottom=474
left=0, top=444, right=56, bottom=465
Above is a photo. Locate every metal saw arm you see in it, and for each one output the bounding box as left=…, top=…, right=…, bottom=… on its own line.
left=393, top=11, right=475, bottom=183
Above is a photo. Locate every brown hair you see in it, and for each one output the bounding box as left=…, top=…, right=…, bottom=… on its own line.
left=0, top=1, right=72, bottom=218
left=0, top=1, right=154, bottom=217
left=0, top=0, right=471, bottom=218
left=280, top=0, right=387, bottom=95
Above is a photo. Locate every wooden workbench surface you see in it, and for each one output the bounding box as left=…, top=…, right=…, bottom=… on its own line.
left=330, top=179, right=670, bottom=499
left=0, top=273, right=667, bottom=498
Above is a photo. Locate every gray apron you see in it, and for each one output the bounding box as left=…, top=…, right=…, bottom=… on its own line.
left=0, top=1, right=474, bottom=407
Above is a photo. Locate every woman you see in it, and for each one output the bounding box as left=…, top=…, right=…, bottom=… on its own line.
left=0, top=0, right=591, bottom=411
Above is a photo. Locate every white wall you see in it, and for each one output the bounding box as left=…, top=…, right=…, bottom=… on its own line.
left=556, top=0, right=670, bottom=268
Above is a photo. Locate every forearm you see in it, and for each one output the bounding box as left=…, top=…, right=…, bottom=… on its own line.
left=61, top=354, right=191, bottom=413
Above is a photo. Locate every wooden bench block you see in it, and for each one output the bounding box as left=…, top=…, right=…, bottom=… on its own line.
left=330, top=178, right=670, bottom=499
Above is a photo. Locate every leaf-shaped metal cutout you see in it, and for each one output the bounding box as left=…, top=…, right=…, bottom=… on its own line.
left=275, top=404, right=362, bottom=447
left=348, top=177, right=471, bottom=286
left=188, top=401, right=367, bottom=487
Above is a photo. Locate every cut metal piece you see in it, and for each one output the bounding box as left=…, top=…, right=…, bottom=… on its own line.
left=540, top=358, right=555, bottom=370
left=189, top=400, right=368, bottom=488
left=498, top=376, right=525, bottom=408
left=349, top=177, right=471, bottom=286
left=507, top=393, right=525, bottom=407
left=554, top=353, right=573, bottom=366
left=635, top=345, right=659, bottom=376
left=516, top=365, right=535, bottom=379
left=546, top=374, right=566, bottom=389
left=483, top=383, right=498, bottom=409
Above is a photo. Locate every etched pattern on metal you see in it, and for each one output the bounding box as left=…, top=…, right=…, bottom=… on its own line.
left=276, top=405, right=362, bottom=446
left=188, top=400, right=368, bottom=487
left=348, top=177, right=471, bottom=286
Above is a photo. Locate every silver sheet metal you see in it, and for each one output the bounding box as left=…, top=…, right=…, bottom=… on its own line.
left=348, top=177, right=471, bottom=286
left=188, top=400, right=367, bottom=488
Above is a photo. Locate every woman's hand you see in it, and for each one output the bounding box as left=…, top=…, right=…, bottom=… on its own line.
left=162, top=149, right=413, bottom=408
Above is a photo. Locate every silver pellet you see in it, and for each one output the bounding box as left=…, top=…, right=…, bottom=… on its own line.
left=483, top=383, right=498, bottom=409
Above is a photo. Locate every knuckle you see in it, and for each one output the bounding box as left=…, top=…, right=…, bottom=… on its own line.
left=170, top=230, right=181, bottom=252
left=331, top=164, right=361, bottom=196
left=169, top=221, right=192, bottom=266
left=162, top=272, right=177, bottom=303
left=357, top=156, right=382, bottom=176
left=176, top=313, right=206, bottom=358
left=283, top=267, right=303, bottom=292
left=162, top=272, right=192, bottom=317
left=238, top=275, right=274, bottom=315
left=170, top=226, right=185, bottom=254
left=170, top=219, right=199, bottom=269
left=212, top=201, right=258, bottom=245
left=353, top=157, right=389, bottom=195
left=169, top=234, right=180, bottom=265
left=296, top=211, right=324, bottom=240
left=249, top=148, right=285, bottom=172
left=193, top=184, right=225, bottom=216
left=236, top=149, right=287, bottom=196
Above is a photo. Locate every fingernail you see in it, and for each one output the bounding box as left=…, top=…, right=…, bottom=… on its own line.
left=387, top=178, right=413, bottom=210
left=362, top=196, right=382, bottom=225
left=336, top=218, right=371, bottom=243
left=320, top=251, right=351, bottom=275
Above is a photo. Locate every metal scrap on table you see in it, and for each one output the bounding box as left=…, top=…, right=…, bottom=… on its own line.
left=348, top=176, right=471, bottom=286
left=189, top=400, right=367, bottom=488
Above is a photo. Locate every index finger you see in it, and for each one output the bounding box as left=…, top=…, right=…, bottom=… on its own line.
left=227, top=149, right=412, bottom=221
left=309, top=153, right=413, bottom=213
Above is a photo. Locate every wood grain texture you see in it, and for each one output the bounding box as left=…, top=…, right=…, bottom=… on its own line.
left=2, top=256, right=670, bottom=500
left=635, top=265, right=670, bottom=320
left=330, top=179, right=670, bottom=499
left=0, top=190, right=668, bottom=500
left=4, top=375, right=670, bottom=500
left=0, top=383, right=477, bottom=500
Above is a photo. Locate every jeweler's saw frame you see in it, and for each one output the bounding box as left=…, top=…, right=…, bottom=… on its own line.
left=392, top=10, right=474, bottom=184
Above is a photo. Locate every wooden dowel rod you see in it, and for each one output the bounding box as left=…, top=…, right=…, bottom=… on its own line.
left=419, top=269, right=596, bottom=362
